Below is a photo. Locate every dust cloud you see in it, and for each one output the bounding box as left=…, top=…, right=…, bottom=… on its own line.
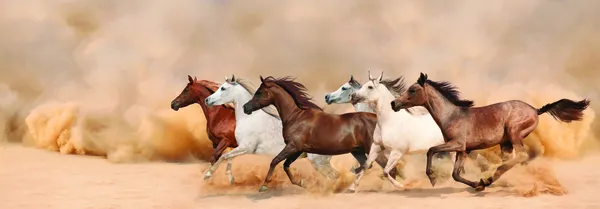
left=0, top=0, right=599, bottom=196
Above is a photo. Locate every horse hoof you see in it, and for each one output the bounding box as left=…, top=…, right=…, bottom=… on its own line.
left=295, top=180, right=305, bottom=188
left=259, top=185, right=269, bottom=193
left=475, top=185, right=486, bottom=192
left=346, top=188, right=356, bottom=193
left=203, top=174, right=212, bottom=180
left=428, top=176, right=437, bottom=188
left=229, top=176, right=235, bottom=185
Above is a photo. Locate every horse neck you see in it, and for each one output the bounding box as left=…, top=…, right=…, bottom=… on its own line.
left=422, top=85, right=461, bottom=129
left=353, top=102, right=375, bottom=113
left=232, top=88, right=254, bottom=121
left=371, top=88, right=398, bottom=122
left=270, top=88, right=304, bottom=125
left=193, top=89, right=213, bottom=121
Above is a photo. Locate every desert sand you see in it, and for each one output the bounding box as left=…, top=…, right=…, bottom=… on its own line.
left=2, top=144, right=599, bottom=209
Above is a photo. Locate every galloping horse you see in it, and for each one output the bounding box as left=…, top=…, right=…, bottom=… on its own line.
left=170, top=75, right=238, bottom=165
left=347, top=71, right=457, bottom=192
left=242, top=76, right=389, bottom=192
left=203, top=74, right=338, bottom=184
left=391, top=73, right=590, bottom=191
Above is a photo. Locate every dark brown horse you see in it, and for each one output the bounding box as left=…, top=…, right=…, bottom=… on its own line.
left=171, top=75, right=238, bottom=164
left=242, top=76, right=397, bottom=192
left=391, top=73, right=590, bottom=191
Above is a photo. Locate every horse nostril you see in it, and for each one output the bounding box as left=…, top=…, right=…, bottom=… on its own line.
left=325, top=95, right=330, bottom=101
left=391, top=101, right=396, bottom=107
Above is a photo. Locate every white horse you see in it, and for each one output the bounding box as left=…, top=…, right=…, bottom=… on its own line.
left=346, top=71, right=455, bottom=192
left=204, top=74, right=337, bottom=184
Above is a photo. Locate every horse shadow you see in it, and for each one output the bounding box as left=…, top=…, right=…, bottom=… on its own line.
left=197, top=188, right=306, bottom=202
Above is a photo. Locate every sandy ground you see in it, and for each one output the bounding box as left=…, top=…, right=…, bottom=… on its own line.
left=2, top=144, right=600, bottom=209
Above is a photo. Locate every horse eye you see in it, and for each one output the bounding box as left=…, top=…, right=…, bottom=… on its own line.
left=341, top=87, right=348, bottom=91
left=221, top=87, right=226, bottom=91
left=368, top=86, right=374, bottom=90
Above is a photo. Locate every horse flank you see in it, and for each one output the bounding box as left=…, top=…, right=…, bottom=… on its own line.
left=262, top=76, right=323, bottom=111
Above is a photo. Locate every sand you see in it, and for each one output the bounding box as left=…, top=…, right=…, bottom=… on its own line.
left=2, top=144, right=599, bottom=209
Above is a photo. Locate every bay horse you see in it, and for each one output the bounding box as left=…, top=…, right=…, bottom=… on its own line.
left=170, top=75, right=238, bottom=166
left=242, top=76, right=394, bottom=192
left=390, top=73, right=590, bottom=191
left=203, top=74, right=337, bottom=184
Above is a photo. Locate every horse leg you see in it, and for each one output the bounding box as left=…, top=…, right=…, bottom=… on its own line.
left=347, top=143, right=382, bottom=193
left=375, top=153, right=401, bottom=180
left=308, top=154, right=338, bottom=180
left=210, top=139, right=231, bottom=165
left=426, top=141, right=464, bottom=187
left=522, top=138, right=543, bottom=166
left=204, top=146, right=248, bottom=184
left=350, top=150, right=367, bottom=174
left=451, top=151, right=479, bottom=188
left=283, top=151, right=305, bottom=187
left=259, top=145, right=298, bottom=192
left=476, top=127, right=532, bottom=191
left=383, top=150, right=405, bottom=189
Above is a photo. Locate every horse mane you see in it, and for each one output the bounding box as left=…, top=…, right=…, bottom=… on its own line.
left=226, top=77, right=281, bottom=119
left=197, top=80, right=235, bottom=109
left=262, top=76, right=323, bottom=111
left=379, top=76, right=406, bottom=97
left=424, top=80, right=474, bottom=107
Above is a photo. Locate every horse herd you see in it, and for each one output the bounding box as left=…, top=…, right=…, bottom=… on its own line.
left=170, top=71, right=590, bottom=193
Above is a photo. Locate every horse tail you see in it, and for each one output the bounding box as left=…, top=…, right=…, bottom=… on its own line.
left=536, top=99, right=590, bottom=122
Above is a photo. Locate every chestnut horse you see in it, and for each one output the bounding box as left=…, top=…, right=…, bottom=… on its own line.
left=391, top=73, right=590, bottom=191
left=242, top=76, right=396, bottom=192
left=171, top=75, right=238, bottom=165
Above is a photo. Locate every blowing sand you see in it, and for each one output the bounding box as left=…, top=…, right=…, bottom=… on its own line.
left=2, top=144, right=599, bottom=209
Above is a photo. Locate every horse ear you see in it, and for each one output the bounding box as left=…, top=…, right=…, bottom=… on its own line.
left=349, top=75, right=354, bottom=82
left=368, top=70, right=373, bottom=80
left=231, top=74, right=236, bottom=82
left=188, top=75, right=193, bottom=83
left=377, top=71, right=383, bottom=81
left=417, top=72, right=427, bottom=86
left=194, top=76, right=198, bottom=83
left=260, top=75, right=265, bottom=83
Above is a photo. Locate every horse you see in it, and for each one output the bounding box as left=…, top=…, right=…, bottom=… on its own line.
left=345, top=71, right=460, bottom=192
left=170, top=75, right=238, bottom=166
left=324, top=74, right=412, bottom=179
left=242, top=76, right=390, bottom=192
left=203, top=74, right=338, bottom=184
left=390, top=72, right=590, bottom=191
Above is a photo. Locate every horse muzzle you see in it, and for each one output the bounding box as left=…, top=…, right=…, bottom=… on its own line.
left=205, top=98, right=215, bottom=107
left=391, top=100, right=403, bottom=112
left=324, top=94, right=336, bottom=104
left=242, top=103, right=254, bottom=115
left=171, top=101, right=180, bottom=111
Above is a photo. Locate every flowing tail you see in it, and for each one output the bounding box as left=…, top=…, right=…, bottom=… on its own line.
left=537, top=99, right=591, bottom=122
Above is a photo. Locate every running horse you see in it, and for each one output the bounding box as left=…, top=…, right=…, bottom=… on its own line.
left=391, top=73, right=590, bottom=191
left=242, top=76, right=396, bottom=192
left=170, top=75, right=238, bottom=165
